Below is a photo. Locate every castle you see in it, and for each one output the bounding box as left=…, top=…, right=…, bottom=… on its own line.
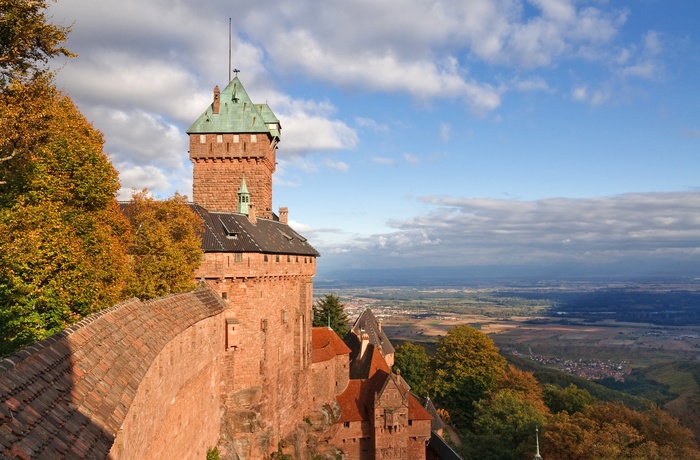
left=0, top=77, right=452, bottom=459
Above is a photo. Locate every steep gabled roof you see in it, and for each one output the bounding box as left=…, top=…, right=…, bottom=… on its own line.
left=187, top=77, right=280, bottom=137
left=346, top=341, right=392, bottom=380
left=336, top=368, right=432, bottom=423
left=191, top=204, right=320, bottom=256
left=346, top=309, right=395, bottom=359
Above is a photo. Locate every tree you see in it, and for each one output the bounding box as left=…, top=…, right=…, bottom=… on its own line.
left=431, top=325, right=506, bottom=428
left=122, top=190, right=203, bottom=300
left=467, top=389, right=548, bottom=460
left=543, top=402, right=700, bottom=460
left=544, top=383, right=596, bottom=415
left=312, top=294, right=349, bottom=337
left=0, top=78, right=130, bottom=354
left=393, top=342, right=430, bottom=396
left=0, top=0, right=73, bottom=87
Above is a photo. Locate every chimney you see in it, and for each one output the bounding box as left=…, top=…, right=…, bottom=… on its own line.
left=360, top=332, right=370, bottom=359
left=248, top=203, right=257, bottom=224
left=279, top=207, right=288, bottom=224
left=213, top=85, right=220, bottom=114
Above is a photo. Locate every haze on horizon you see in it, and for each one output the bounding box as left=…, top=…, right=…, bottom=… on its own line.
left=48, top=0, right=700, bottom=278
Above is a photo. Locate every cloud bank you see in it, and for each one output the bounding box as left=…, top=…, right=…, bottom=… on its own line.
left=318, top=192, right=700, bottom=275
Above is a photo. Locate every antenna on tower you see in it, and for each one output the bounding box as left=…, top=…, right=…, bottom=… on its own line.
left=228, top=18, right=232, bottom=82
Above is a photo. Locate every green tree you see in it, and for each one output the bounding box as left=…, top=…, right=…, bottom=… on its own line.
left=394, top=341, right=430, bottom=396
left=0, top=0, right=74, bottom=87
left=122, top=190, right=203, bottom=300
left=431, top=325, right=506, bottom=428
left=312, top=294, right=349, bottom=337
left=467, top=388, right=548, bottom=460
left=0, top=78, right=130, bottom=354
left=544, top=383, right=596, bottom=415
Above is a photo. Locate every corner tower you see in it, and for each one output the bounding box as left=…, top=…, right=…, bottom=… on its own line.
left=187, top=77, right=280, bottom=218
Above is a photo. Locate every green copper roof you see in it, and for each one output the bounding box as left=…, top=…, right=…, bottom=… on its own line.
left=187, top=76, right=281, bottom=137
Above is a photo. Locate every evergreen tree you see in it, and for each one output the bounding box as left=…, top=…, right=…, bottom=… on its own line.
left=312, top=294, right=350, bottom=337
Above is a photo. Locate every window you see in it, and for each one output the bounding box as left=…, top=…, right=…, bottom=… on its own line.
left=251, top=134, right=257, bottom=143
left=234, top=253, right=242, bottom=262
left=217, top=134, right=223, bottom=143
left=200, top=134, right=206, bottom=143
left=343, top=422, right=350, bottom=428
left=275, top=255, right=280, bottom=262
left=264, top=254, right=268, bottom=262
left=221, top=292, right=227, bottom=300
left=233, top=134, right=240, bottom=143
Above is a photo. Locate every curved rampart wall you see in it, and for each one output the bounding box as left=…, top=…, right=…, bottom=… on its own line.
left=0, top=286, right=226, bottom=459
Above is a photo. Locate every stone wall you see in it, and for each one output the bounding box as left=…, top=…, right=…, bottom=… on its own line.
left=0, top=288, right=226, bottom=459
left=109, top=314, right=225, bottom=459
left=196, top=251, right=317, bottom=458
left=190, top=132, right=276, bottom=217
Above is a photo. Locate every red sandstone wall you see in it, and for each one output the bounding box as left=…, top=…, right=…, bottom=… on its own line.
left=407, top=420, right=432, bottom=459
left=109, top=314, right=226, bottom=460
left=196, top=252, right=317, bottom=281
left=190, top=133, right=276, bottom=216
left=197, top=252, right=316, bottom=458
left=331, top=421, right=373, bottom=460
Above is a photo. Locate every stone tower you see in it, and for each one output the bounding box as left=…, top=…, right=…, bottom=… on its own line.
left=187, top=77, right=280, bottom=219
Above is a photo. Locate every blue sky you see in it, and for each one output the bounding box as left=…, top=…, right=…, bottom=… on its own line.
left=48, top=0, right=700, bottom=278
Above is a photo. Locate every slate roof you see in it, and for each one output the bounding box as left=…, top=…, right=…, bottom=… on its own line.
left=191, top=204, right=320, bottom=256
left=345, top=309, right=394, bottom=362
left=418, top=396, right=445, bottom=432
left=187, top=76, right=280, bottom=138
left=311, top=328, right=351, bottom=363
left=119, top=202, right=319, bottom=257
left=427, top=432, right=463, bottom=460
left=0, top=287, right=226, bottom=459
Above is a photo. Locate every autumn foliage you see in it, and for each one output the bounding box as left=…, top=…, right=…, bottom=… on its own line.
left=0, top=78, right=130, bottom=353
left=122, top=190, right=203, bottom=300
left=396, top=326, right=700, bottom=459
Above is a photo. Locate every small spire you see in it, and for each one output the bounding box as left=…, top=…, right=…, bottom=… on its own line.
left=534, top=426, right=543, bottom=460
left=237, top=174, right=250, bottom=214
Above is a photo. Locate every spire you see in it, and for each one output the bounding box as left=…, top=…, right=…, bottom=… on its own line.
left=534, top=426, right=543, bottom=460
left=237, top=174, right=250, bottom=214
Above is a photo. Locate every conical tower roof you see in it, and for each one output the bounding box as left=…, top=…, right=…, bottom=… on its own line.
left=187, top=76, right=280, bottom=137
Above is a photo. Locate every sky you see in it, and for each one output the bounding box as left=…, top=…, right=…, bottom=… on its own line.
left=47, top=0, right=700, bottom=279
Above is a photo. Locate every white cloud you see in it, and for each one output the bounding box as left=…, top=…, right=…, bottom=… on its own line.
left=324, top=160, right=350, bottom=172
left=439, top=123, right=451, bottom=142
left=324, top=192, right=700, bottom=270
left=372, top=157, right=396, bottom=166
left=403, top=153, right=420, bottom=164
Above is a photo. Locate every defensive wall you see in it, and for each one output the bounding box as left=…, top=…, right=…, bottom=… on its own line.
left=0, top=286, right=227, bottom=459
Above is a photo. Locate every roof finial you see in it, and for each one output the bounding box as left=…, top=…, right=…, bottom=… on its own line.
left=534, top=426, right=543, bottom=459
left=233, top=68, right=240, bottom=76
